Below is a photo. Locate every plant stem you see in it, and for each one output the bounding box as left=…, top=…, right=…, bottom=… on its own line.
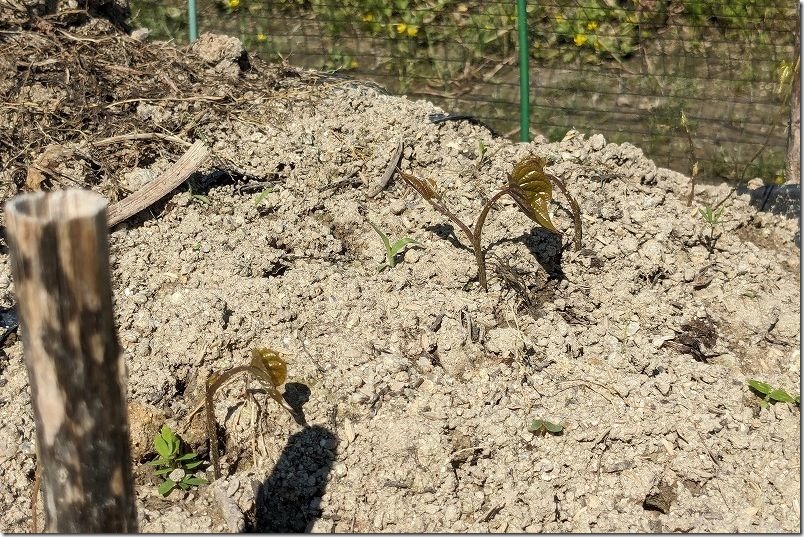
left=473, top=189, right=510, bottom=290
left=205, top=365, right=253, bottom=480
left=549, top=176, right=583, bottom=251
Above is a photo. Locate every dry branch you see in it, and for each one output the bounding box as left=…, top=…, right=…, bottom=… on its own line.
left=106, top=140, right=209, bottom=227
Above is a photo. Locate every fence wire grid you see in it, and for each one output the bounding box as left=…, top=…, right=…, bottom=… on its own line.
left=132, top=0, right=800, bottom=183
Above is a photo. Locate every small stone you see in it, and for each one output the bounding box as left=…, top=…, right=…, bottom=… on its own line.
left=168, top=468, right=185, bottom=482
left=390, top=200, right=406, bottom=215
left=344, top=418, right=356, bottom=444
left=333, top=463, right=347, bottom=477
left=589, top=133, right=606, bottom=151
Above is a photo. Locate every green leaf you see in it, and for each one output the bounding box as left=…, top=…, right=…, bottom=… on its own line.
left=529, top=419, right=563, bottom=435
left=388, top=238, right=419, bottom=259
left=508, top=156, right=559, bottom=233
left=253, top=186, right=273, bottom=205
left=368, top=220, right=391, bottom=253
left=182, top=476, right=209, bottom=486
left=768, top=388, right=794, bottom=403
left=542, top=420, right=564, bottom=433
left=154, top=435, right=172, bottom=459
left=177, top=481, right=190, bottom=490
left=175, top=452, right=199, bottom=462
left=183, top=460, right=204, bottom=470
left=147, top=457, right=171, bottom=467
left=154, top=467, right=174, bottom=476
left=158, top=479, right=176, bottom=496
left=747, top=379, right=772, bottom=395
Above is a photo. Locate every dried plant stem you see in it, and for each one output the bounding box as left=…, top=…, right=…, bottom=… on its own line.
left=205, top=365, right=253, bottom=480
left=549, top=176, right=583, bottom=251
left=205, top=365, right=293, bottom=479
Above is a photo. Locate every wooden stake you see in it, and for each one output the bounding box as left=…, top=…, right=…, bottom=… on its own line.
left=4, top=189, right=137, bottom=533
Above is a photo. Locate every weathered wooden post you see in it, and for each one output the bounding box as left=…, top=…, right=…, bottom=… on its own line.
left=4, top=189, right=137, bottom=532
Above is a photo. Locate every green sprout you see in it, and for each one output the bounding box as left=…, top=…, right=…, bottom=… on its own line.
left=476, top=139, right=488, bottom=171
left=367, top=219, right=420, bottom=272
left=148, top=425, right=208, bottom=496
left=401, top=156, right=582, bottom=290
left=699, top=205, right=724, bottom=254
left=187, top=183, right=210, bottom=205
left=253, top=186, right=273, bottom=206
left=747, top=379, right=800, bottom=408
left=528, top=419, right=564, bottom=436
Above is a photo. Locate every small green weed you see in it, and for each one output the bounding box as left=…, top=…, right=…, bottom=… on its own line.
left=253, top=186, right=273, bottom=206
left=528, top=419, right=564, bottom=436
left=148, top=425, right=208, bottom=496
left=747, top=379, right=800, bottom=408
left=368, top=219, right=420, bottom=272
left=699, top=204, right=724, bottom=255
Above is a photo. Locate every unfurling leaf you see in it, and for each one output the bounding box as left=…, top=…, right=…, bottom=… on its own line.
left=251, top=347, right=287, bottom=387
left=508, top=156, right=559, bottom=233
left=400, top=171, right=441, bottom=200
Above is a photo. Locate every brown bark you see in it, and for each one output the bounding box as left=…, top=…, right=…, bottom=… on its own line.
left=4, top=189, right=137, bottom=533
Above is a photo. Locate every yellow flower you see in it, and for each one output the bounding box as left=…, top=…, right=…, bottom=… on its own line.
left=555, top=14, right=565, bottom=22
left=574, top=33, right=587, bottom=46
left=256, top=32, right=267, bottom=42
left=586, top=21, right=598, bottom=31
left=406, top=25, right=419, bottom=37
left=227, top=0, right=239, bottom=9
left=396, top=22, right=407, bottom=34
left=349, top=59, right=359, bottom=69
left=362, top=13, right=374, bottom=22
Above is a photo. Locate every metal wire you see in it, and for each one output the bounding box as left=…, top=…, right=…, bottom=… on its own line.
left=133, top=0, right=797, bottom=182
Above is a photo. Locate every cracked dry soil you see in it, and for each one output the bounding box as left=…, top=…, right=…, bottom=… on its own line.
left=0, top=25, right=800, bottom=533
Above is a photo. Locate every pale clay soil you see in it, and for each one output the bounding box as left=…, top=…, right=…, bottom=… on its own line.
left=0, top=32, right=801, bottom=533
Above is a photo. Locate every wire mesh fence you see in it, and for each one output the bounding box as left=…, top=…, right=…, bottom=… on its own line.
left=131, top=0, right=800, bottom=183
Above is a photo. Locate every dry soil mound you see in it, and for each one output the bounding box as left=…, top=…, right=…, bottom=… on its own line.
left=0, top=20, right=800, bottom=533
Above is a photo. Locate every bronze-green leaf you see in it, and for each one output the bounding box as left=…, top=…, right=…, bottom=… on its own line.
left=400, top=171, right=441, bottom=201
left=508, top=156, right=559, bottom=233
left=251, top=347, right=287, bottom=386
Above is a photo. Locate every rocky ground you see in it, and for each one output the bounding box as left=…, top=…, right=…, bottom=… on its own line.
left=0, top=17, right=800, bottom=533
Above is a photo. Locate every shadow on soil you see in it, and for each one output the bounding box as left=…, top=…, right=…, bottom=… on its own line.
left=489, top=227, right=567, bottom=280
left=252, top=424, right=336, bottom=532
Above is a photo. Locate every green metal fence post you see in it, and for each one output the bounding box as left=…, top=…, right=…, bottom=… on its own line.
left=516, top=0, right=530, bottom=142
left=188, top=0, right=198, bottom=42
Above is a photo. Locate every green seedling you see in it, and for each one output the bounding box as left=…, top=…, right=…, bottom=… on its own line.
left=528, top=419, right=564, bottom=436
left=253, top=186, right=273, bottom=206
left=401, top=156, right=582, bottom=290
left=699, top=205, right=724, bottom=254
left=148, top=425, right=208, bottom=496
left=747, top=379, right=800, bottom=408
left=205, top=347, right=295, bottom=479
left=368, top=219, right=420, bottom=271
left=476, top=139, right=488, bottom=171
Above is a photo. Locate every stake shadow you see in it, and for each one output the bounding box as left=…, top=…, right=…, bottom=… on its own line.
left=252, top=424, right=337, bottom=532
